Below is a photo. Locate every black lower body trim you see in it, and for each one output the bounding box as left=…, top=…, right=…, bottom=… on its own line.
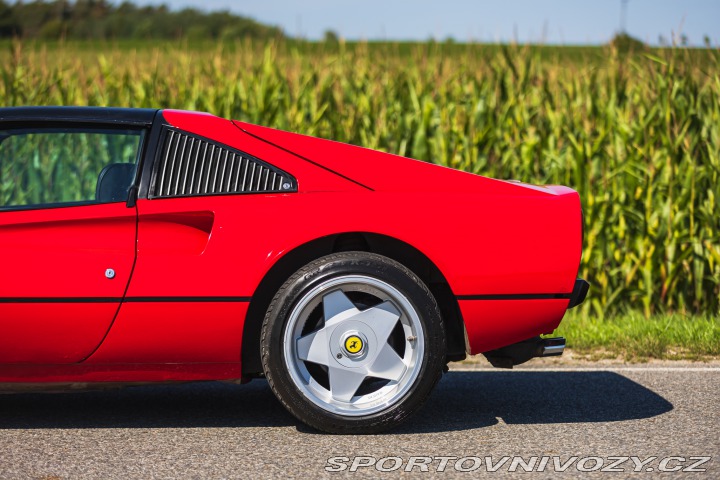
left=125, top=296, right=252, bottom=303
left=0, top=296, right=251, bottom=303
left=0, top=297, right=120, bottom=303
left=456, top=293, right=572, bottom=301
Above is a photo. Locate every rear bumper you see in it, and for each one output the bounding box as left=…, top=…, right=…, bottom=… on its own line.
left=458, top=279, right=589, bottom=355
left=459, top=298, right=569, bottom=354
left=568, top=278, right=590, bottom=309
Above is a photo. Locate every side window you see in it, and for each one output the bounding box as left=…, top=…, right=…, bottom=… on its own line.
left=0, top=128, right=145, bottom=210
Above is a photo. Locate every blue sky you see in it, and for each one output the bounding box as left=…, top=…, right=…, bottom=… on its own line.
left=124, top=0, right=719, bottom=46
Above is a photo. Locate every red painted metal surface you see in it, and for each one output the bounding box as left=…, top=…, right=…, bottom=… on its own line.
left=124, top=192, right=580, bottom=299
left=160, top=110, right=582, bottom=298
left=0, top=109, right=584, bottom=384
left=0, top=202, right=136, bottom=297
left=86, top=302, right=247, bottom=364
left=235, top=119, right=557, bottom=195
left=459, top=299, right=570, bottom=354
left=0, top=202, right=136, bottom=364
left=0, top=303, right=120, bottom=364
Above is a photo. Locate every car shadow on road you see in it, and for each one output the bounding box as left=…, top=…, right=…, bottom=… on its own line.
left=0, top=371, right=673, bottom=432
left=394, top=371, right=674, bottom=434
left=0, top=380, right=295, bottom=430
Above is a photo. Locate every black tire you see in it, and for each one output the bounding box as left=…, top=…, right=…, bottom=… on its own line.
left=261, top=251, right=446, bottom=434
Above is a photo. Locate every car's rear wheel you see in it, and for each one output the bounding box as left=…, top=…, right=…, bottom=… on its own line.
left=261, top=252, right=446, bottom=434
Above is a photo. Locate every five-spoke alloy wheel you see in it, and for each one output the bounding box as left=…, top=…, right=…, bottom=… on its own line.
left=261, top=252, right=446, bottom=434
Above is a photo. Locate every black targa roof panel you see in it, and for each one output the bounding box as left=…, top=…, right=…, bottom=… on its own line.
left=0, top=107, right=159, bottom=126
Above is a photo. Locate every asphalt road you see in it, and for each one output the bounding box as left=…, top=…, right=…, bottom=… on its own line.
left=0, top=363, right=717, bottom=479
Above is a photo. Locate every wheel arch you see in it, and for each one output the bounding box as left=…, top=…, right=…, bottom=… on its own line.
left=241, top=232, right=467, bottom=376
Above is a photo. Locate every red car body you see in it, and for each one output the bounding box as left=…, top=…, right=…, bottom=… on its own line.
left=0, top=107, right=586, bottom=384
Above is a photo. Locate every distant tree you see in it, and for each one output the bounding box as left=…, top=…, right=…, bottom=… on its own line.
left=323, top=29, right=339, bottom=44
left=609, top=32, right=646, bottom=52
left=0, top=0, right=285, bottom=41
left=39, top=18, right=64, bottom=39
left=0, top=1, right=21, bottom=37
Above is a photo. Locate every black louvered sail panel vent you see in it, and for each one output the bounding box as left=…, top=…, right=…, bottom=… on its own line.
left=152, top=128, right=296, bottom=198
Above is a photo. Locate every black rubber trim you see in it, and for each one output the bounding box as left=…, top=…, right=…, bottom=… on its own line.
left=0, top=297, right=120, bottom=303
left=0, top=199, right=126, bottom=213
left=456, top=293, right=572, bottom=301
left=233, top=122, right=374, bottom=192
left=0, top=296, right=251, bottom=303
left=0, top=107, right=158, bottom=126
left=125, top=296, right=252, bottom=303
left=137, top=110, right=168, bottom=200
left=568, top=278, right=590, bottom=308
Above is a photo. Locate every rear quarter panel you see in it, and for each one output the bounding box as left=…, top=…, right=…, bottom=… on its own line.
left=148, top=111, right=583, bottom=358
left=121, top=190, right=581, bottom=299
left=107, top=188, right=580, bottom=358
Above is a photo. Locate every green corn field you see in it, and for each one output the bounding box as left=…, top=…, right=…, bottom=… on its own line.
left=1, top=40, right=719, bottom=319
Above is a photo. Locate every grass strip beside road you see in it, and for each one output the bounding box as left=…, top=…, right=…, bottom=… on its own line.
left=554, top=311, right=720, bottom=361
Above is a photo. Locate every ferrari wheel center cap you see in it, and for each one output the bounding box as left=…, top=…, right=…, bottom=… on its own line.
left=342, top=332, right=366, bottom=357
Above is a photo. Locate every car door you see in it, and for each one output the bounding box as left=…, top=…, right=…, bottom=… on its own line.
left=0, top=122, right=146, bottom=364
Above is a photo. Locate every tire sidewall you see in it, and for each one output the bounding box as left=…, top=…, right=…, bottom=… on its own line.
left=261, top=252, right=446, bottom=433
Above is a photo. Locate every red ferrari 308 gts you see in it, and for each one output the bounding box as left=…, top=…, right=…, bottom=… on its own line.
left=0, top=107, right=588, bottom=433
